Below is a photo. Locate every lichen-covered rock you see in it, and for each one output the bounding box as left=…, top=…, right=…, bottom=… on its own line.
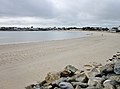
left=114, top=62, right=120, bottom=74
left=58, top=82, right=74, bottom=89
left=45, top=72, right=60, bottom=84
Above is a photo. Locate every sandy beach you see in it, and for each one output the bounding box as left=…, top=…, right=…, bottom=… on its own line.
left=0, top=31, right=120, bottom=89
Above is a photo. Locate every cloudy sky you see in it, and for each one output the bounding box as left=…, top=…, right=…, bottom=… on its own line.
left=0, top=0, right=120, bottom=27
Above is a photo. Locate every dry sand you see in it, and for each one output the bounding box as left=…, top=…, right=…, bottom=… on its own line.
left=0, top=31, right=120, bottom=89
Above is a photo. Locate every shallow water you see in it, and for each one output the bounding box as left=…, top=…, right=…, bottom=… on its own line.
left=0, top=31, right=89, bottom=45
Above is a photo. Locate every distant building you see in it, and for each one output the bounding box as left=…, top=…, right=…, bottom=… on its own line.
left=109, top=26, right=120, bottom=32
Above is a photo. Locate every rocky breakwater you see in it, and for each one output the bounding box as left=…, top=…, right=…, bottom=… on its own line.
left=25, top=52, right=120, bottom=89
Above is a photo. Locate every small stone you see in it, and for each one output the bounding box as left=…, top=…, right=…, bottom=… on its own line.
left=38, top=80, right=46, bottom=87
left=74, top=70, right=83, bottom=75
left=75, top=85, right=81, bottom=89
left=71, top=82, right=88, bottom=88
left=45, top=72, right=60, bottom=84
left=86, top=86, right=100, bottom=89
left=88, top=77, right=105, bottom=87
left=41, top=85, right=52, bottom=89
left=61, top=70, right=72, bottom=77
left=84, top=64, right=93, bottom=71
left=85, top=68, right=100, bottom=78
left=25, top=84, right=34, bottom=89
left=114, top=62, right=120, bottom=74
left=108, top=74, right=120, bottom=83
left=25, top=84, right=41, bottom=89
left=116, top=85, right=120, bottom=89
left=54, top=87, right=61, bottom=89
left=103, top=80, right=116, bottom=89
left=91, top=62, right=102, bottom=68
left=59, top=82, right=74, bottom=89
left=75, top=72, right=88, bottom=83
left=113, top=55, right=117, bottom=58
left=35, top=84, right=41, bottom=89
left=52, top=77, right=68, bottom=85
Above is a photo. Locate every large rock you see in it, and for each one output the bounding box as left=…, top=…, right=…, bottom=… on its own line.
left=100, top=63, right=114, bottom=74
left=114, top=62, right=120, bottom=74
left=61, top=65, right=78, bottom=77
left=65, top=65, right=78, bottom=74
left=58, top=82, right=74, bottom=89
left=45, top=72, right=60, bottom=84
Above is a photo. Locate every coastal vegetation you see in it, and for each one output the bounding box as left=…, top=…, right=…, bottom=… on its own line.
left=0, top=26, right=120, bottom=32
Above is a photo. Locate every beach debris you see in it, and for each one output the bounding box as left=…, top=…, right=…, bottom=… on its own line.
left=25, top=52, right=120, bottom=89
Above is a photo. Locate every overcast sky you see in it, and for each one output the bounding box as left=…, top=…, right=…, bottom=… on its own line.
left=0, top=0, right=120, bottom=27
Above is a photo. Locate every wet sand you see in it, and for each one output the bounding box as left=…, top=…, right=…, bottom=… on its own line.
left=0, top=31, right=120, bottom=89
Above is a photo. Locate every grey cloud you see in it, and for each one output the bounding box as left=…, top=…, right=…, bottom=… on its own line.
left=0, top=0, right=56, bottom=18
left=0, top=0, right=120, bottom=27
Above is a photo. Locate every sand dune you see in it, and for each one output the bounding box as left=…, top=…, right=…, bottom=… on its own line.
left=0, top=31, right=120, bottom=89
